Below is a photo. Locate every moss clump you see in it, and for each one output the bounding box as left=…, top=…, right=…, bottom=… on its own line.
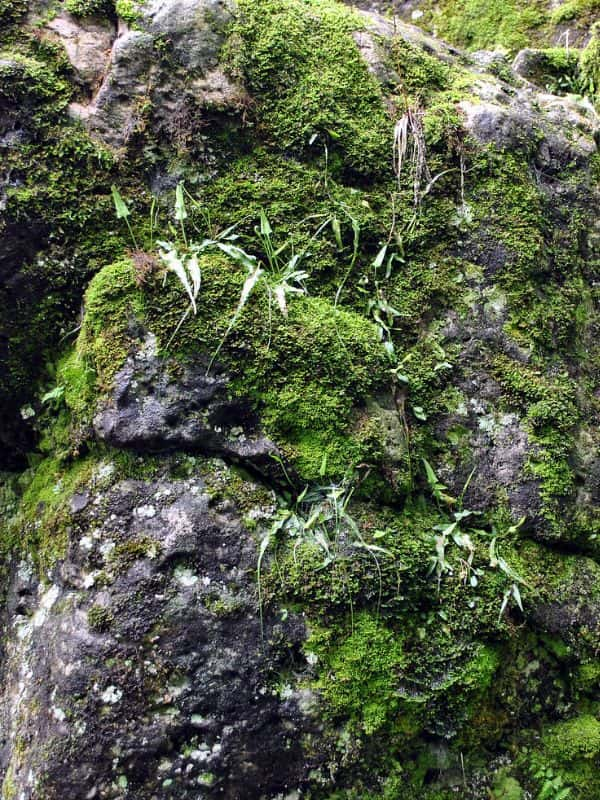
left=65, top=0, right=113, bottom=17
left=576, top=661, right=600, bottom=693
left=77, top=259, right=145, bottom=398
left=429, top=0, right=547, bottom=53
left=543, top=714, right=600, bottom=763
left=5, top=454, right=96, bottom=572
left=491, top=772, right=523, bottom=800
left=580, top=23, right=600, bottom=107
left=0, top=0, right=27, bottom=27
left=87, top=604, right=114, bottom=632
left=491, top=354, right=580, bottom=536
left=308, top=613, right=408, bottom=737
left=551, top=0, right=600, bottom=25
left=390, top=38, right=452, bottom=99
left=224, top=0, right=392, bottom=177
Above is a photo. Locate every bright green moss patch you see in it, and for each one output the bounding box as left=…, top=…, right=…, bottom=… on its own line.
left=308, top=613, right=408, bottom=736
left=491, top=773, right=523, bottom=800
left=5, top=454, right=96, bottom=571
left=430, top=0, right=547, bottom=54
left=78, top=259, right=145, bottom=395
left=551, top=0, right=600, bottom=25
left=225, top=0, right=392, bottom=177
left=390, top=37, right=451, bottom=98
left=580, top=23, right=600, bottom=107
left=65, top=0, right=113, bottom=17
left=543, top=714, right=600, bottom=763
left=0, top=52, right=71, bottom=120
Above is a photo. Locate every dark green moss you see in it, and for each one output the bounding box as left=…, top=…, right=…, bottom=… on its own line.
left=87, top=604, right=114, bottom=632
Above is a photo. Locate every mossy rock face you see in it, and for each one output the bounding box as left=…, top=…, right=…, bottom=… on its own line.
left=1, top=1, right=600, bottom=799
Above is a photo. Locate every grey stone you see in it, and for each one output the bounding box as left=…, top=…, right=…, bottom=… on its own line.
left=93, top=337, right=281, bottom=476
left=46, top=12, right=117, bottom=91
left=0, top=466, right=316, bottom=798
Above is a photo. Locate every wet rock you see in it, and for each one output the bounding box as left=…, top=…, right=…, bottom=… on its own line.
left=531, top=556, right=600, bottom=654
left=65, top=0, right=246, bottom=150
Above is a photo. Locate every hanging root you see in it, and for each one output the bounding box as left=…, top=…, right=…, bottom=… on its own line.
left=393, top=107, right=432, bottom=210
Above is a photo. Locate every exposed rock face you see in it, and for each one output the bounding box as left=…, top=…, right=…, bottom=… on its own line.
left=45, top=12, right=117, bottom=91
left=0, top=462, right=314, bottom=799
left=1, top=0, right=600, bottom=798
left=93, top=334, right=280, bottom=471
left=64, top=0, right=246, bottom=150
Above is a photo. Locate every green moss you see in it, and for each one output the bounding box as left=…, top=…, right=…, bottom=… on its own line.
left=543, top=714, right=600, bottom=763
left=580, top=23, right=600, bottom=107
left=308, top=613, right=408, bottom=737
left=491, top=355, right=579, bottom=535
left=6, top=454, right=96, bottom=572
left=390, top=38, right=451, bottom=99
left=65, top=0, right=113, bottom=17
left=576, top=661, right=600, bottom=693
left=551, top=0, right=600, bottom=25
left=430, top=0, right=547, bottom=54
left=114, top=0, right=139, bottom=23
left=87, top=604, right=114, bottom=632
left=491, top=772, right=523, bottom=800
left=56, top=349, right=96, bottom=421
left=0, top=0, right=27, bottom=27
left=224, top=0, right=391, bottom=177
left=77, top=259, right=145, bottom=397
left=0, top=39, right=124, bottom=459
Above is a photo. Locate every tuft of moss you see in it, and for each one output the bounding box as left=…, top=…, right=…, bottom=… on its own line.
left=65, top=0, right=114, bottom=17
left=77, top=258, right=145, bottom=398
left=224, top=0, right=392, bottom=178
left=429, top=0, right=547, bottom=54
left=87, top=604, right=114, bottom=632
left=543, top=714, right=600, bottom=763
left=307, top=612, right=408, bottom=737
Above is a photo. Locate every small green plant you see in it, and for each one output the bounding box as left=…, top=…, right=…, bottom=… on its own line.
left=208, top=209, right=314, bottom=372
left=258, top=480, right=393, bottom=635
left=422, top=458, right=529, bottom=614
left=111, top=185, right=139, bottom=250
left=111, top=183, right=258, bottom=348
left=528, top=753, right=572, bottom=800
left=65, top=0, right=113, bottom=18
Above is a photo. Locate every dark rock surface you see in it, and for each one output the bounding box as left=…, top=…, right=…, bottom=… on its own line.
left=0, top=463, right=315, bottom=799
left=94, top=335, right=280, bottom=472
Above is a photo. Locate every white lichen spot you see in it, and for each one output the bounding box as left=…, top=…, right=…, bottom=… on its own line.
left=305, top=651, right=318, bottom=666
left=478, top=414, right=497, bottom=435
left=79, top=535, right=94, bottom=551
left=95, top=461, right=115, bottom=482
left=33, top=584, right=60, bottom=628
left=101, top=685, right=123, bottom=704
left=99, top=541, right=115, bottom=558
left=83, top=572, right=98, bottom=589
left=174, top=566, right=199, bottom=588
left=52, top=706, right=66, bottom=722
left=279, top=684, right=294, bottom=700
left=135, top=504, right=156, bottom=519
